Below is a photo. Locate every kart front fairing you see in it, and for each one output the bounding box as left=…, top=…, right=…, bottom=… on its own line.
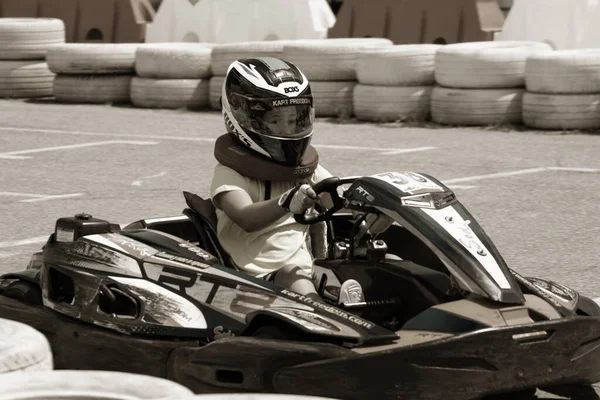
left=344, top=171, right=525, bottom=305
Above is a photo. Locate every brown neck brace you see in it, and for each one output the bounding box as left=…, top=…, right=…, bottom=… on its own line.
left=214, top=134, right=319, bottom=181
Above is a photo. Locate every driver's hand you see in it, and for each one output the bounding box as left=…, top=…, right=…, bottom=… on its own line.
left=278, top=184, right=317, bottom=214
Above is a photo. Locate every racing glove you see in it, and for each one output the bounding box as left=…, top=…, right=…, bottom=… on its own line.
left=278, top=184, right=317, bottom=214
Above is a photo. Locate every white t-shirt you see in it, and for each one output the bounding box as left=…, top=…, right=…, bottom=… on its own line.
left=210, top=163, right=332, bottom=277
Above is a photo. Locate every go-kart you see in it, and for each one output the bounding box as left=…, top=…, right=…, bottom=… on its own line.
left=1, top=171, right=600, bottom=400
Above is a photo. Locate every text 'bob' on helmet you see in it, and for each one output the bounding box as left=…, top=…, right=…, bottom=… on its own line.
left=221, top=56, right=315, bottom=167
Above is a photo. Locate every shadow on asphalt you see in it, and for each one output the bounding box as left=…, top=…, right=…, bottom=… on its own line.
left=23, top=98, right=134, bottom=107
left=22, top=97, right=56, bottom=104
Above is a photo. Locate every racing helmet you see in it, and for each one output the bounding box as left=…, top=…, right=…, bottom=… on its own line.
left=221, top=57, right=315, bottom=167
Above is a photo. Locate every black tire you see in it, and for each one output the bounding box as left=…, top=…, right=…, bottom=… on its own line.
left=1, top=280, right=42, bottom=306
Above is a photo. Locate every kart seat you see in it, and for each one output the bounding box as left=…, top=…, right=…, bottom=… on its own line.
left=182, top=191, right=238, bottom=270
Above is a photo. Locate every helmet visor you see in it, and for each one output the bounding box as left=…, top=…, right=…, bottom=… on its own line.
left=259, top=133, right=312, bottom=166
left=228, top=93, right=314, bottom=139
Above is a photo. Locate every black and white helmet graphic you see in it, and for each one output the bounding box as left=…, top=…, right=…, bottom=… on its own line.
left=221, top=57, right=315, bottom=167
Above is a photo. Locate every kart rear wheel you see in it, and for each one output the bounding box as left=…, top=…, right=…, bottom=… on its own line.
left=1, top=279, right=42, bottom=306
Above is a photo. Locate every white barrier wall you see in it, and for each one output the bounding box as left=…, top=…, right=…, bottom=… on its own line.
left=145, top=0, right=336, bottom=43
left=497, top=0, right=600, bottom=49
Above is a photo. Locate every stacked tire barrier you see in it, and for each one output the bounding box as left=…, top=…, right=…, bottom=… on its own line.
left=47, top=43, right=141, bottom=104
left=209, top=41, right=291, bottom=111
left=523, top=49, right=600, bottom=130
left=132, top=43, right=215, bottom=110
left=0, top=370, right=195, bottom=399
left=0, top=317, right=53, bottom=373
left=0, top=18, right=65, bottom=99
left=4, top=19, right=600, bottom=133
left=282, top=38, right=393, bottom=118
left=431, top=41, right=552, bottom=127
left=353, top=45, right=441, bottom=123
left=0, top=317, right=337, bottom=399
left=176, top=395, right=338, bottom=399
left=0, top=300, right=338, bottom=399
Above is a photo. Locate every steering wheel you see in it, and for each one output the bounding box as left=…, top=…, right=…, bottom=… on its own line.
left=294, top=177, right=346, bottom=224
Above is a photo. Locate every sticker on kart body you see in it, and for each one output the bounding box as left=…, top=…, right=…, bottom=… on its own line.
left=372, top=172, right=444, bottom=195
left=422, top=206, right=511, bottom=290
left=511, top=271, right=566, bottom=310
left=56, top=227, right=75, bottom=242
left=527, top=278, right=576, bottom=301
left=60, top=239, right=143, bottom=277
left=281, top=289, right=375, bottom=330
left=274, top=308, right=340, bottom=332
left=109, top=275, right=207, bottom=329
left=87, top=233, right=158, bottom=259
left=154, top=251, right=210, bottom=269
left=525, top=277, right=578, bottom=311
left=354, top=185, right=375, bottom=202
left=213, top=326, right=235, bottom=340
left=178, top=242, right=213, bottom=260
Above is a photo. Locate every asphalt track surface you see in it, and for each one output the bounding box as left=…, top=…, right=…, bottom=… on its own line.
left=0, top=99, right=599, bottom=399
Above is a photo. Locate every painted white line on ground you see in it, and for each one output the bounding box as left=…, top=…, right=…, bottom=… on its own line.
left=447, top=185, right=478, bottom=190
left=0, top=126, right=435, bottom=155
left=0, top=191, right=85, bottom=202
left=20, top=193, right=85, bottom=202
left=547, top=167, right=599, bottom=173
left=0, top=191, right=49, bottom=198
left=0, top=126, right=217, bottom=143
left=444, top=167, right=599, bottom=185
left=0, top=250, right=29, bottom=259
left=444, top=168, right=549, bottom=184
left=144, top=172, right=168, bottom=179
left=381, top=146, right=437, bottom=155
left=0, top=140, right=158, bottom=159
left=132, top=171, right=167, bottom=186
left=314, top=144, right=436, bottom=155
left=2, top=167, right=595, bottom=249
left=0, top=236, right=48, bottom=249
